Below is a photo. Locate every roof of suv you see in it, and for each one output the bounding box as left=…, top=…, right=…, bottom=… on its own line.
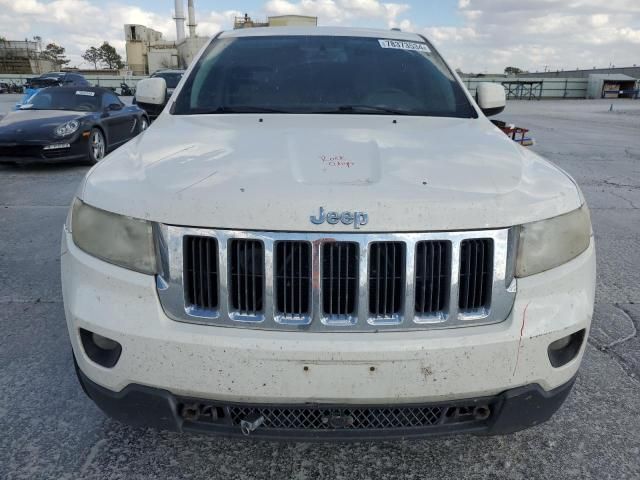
left=219, top=26, right=426, bottom=42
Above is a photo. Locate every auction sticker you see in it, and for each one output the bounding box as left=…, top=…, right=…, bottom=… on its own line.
left=75, top=91, right=95, bottom=96
left=378, top=39, right=430, bottom=52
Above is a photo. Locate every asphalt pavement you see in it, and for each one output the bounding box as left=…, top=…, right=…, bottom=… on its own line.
left=1, top=94, right=639, bottom=479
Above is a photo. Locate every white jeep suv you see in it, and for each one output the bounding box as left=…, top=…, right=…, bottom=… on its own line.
left=62, top=27, right=595, bottom=440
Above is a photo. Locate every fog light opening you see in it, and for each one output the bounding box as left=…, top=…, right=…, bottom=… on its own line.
left=548, top=329, right=586, bottom=368
left=91, top=333, right=119, bottom=350
left=79, top=328, right=122, bottom=368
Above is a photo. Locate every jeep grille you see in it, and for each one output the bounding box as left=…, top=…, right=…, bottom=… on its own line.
left=159, top=228, right=516, bottom=332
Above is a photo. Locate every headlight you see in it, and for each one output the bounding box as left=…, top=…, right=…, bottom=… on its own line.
left=71, top=199, right=157, bottom=274
left=516, top=204, right=591, bottom=277
left=55, top=120, right=80, bottom=137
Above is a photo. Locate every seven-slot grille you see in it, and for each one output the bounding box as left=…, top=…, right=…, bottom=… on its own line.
left=170, top=229, right=511, bottom=331
left=459, top=239, right=493, bottom=311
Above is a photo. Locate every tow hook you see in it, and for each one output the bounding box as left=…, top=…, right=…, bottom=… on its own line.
left=240, top=413, right=265, bottom=436
left=181, top=403, right=201, bottom=422
left=473, top=405, right=491, bottom=421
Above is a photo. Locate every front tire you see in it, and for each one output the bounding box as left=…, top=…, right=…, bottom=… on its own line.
left=88, top=128, right=106, bottom=164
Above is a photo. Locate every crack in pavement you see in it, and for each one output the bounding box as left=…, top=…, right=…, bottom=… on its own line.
left=602, top=306, right=638, bottom=349
left=588, top=304, right=640, bottom=385
left=0, top=299, right=62, bottom=304
left=79, top=438, right=108, bottom=476
left=608, top=190, right=640, bottom=210
left=603, top=179, right=640, bottom=190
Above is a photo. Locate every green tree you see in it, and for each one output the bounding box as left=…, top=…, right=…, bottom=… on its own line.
left=504, top=66, right=524, bottom=75
left=98, top=42, right=124, bottom=69
left=82, top=46, right=102, bottom=70
left=41, top=43, right=70, bottom=68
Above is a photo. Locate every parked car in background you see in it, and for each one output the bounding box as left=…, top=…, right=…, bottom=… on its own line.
left=0, top=86, right=148, bottom=165
left=119, top=82, right=135, bottom=96
left=9, top=81, right=24, bottom=93
left=0, top=82, right=9, bottom=94
left=16, top=72, right=90, bottom=109
left=134, top=69, right=184, bottom=120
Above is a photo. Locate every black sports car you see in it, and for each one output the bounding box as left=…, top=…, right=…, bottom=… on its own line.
left=0, top=86, right=149, bottom=164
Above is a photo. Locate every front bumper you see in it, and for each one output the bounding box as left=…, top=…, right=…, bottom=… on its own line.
left=0, top=136, right=88, bottom=164
left=62, top=229, right=595, bottom=433
left=75, top=359, right=577, bottom=439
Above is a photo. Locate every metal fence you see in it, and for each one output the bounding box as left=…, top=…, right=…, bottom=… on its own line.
left=0, top=73, right=606, bottom=99
left=0, top=73, right=148, bottom=89
left=463, top=77, right=588, bottom=99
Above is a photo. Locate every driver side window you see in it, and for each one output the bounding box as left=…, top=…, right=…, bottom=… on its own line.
left=102, top=92, right=121, bottom=109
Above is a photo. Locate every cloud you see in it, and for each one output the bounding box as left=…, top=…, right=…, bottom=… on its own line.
left=264, top=0, right=410, bottom=26
left=425, top=0, right=640, bottom=72
left=0, top=0, right=638, bottom=73
left=0, top=0, right=240, bottom=67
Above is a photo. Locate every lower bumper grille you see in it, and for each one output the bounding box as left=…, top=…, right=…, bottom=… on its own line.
left=230, top=405, right=446, bottom=430
left=43, top=147, right=71, bottom=158
left=0, top=144, right=43, bottom=158
left=177, top=400, right=493, bottom=434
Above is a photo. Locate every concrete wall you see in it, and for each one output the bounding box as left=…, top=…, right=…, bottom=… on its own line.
left=177, top=37, right=209, bottom=70
left=125, top=41, right=147, bottom=75
left=148, top=49, right=179, bottom=73
left=268, top=15, right=318, bottom=26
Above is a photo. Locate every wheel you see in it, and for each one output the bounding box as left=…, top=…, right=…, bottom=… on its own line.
left=140, top=117, right=149, bottom=133
left=87, top=128, right=106, bottom=164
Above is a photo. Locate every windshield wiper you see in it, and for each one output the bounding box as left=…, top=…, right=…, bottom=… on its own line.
left=316, top=105, right=417, bottom=115
left=194, top=106, right=290, bottom=114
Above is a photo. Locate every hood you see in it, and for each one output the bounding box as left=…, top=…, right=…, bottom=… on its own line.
left=81, top=114, right=582, bottom=232
left=0, top=110, right=89, bottom=143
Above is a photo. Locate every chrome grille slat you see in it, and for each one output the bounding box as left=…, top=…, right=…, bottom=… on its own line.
left=415, top=241, right=450, bottom=318
left=459, top=239, right=493, bottom=312
left=368, top=242, right=405, bottom=323
left=183, top=236, right=219, bottom=310
left=230, top=239, right=264, bottom=317
left=321, top=242, right=358, bottom=322
left=275, top=241, right=311, bottom=319
left=159, top=228, right=516, bottom=332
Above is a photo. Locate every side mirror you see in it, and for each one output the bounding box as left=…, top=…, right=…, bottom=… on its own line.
left=108, top=103, right=123, bottom=111
left=476, top=82, right=506, bottom=116
left=135, top=77, right=167, bottom=105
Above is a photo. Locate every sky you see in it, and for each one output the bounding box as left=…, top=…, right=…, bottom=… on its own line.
left=0, top=0, right=639, bottom=73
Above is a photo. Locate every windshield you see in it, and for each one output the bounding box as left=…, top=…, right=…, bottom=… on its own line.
left=22, top=89, right=101, bottom=112
left=28, top=77, right=63, bottom=88
left=174, top=35, right=476, bottom=117
left=154, top=72, right=183, bottom=88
